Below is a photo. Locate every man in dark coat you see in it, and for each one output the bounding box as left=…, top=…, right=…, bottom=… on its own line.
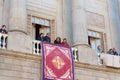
left=37, top=33, right=44, bottom=41
left=44, top=33, right=51, bottom=43
left=113, top=48, right=118, bottom=56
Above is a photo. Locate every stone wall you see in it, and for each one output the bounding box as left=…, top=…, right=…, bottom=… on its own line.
left=0, top=49, right=120, bottom=80
left=27, top=0, right=57, bottom=16
left=75, top=62, right=120, bottom=80
left=85, top=0, right=112, bottom=51
left=0, top=49, right=41, bottom=80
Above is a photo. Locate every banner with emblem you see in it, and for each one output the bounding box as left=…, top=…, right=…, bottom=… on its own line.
left=42, top=42, right=74, bottom=80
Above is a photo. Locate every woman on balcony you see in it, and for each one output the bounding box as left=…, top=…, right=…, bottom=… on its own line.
left=54, top=37, right=61, bottom=44
left=107, top=49, right=114, bottom=55
left=61, top=38, right=70, bottom=47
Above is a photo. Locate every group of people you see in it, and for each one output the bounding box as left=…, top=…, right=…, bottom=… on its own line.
left=37, top=33, right=70, bottom=47
left=97, top=45, right=119, bottom=56
left=1, top=25, right=119, bottom=54
left=107, top=48, right=119, bottom=56
left=54, top=37, right=70, bottom=47
left=97, top=45, right=119, bottom=65
left=37, top=33, right=51, bottom=42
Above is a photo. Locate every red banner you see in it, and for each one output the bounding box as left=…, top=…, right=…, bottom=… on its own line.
left=42, top=42, right=74, bottom=80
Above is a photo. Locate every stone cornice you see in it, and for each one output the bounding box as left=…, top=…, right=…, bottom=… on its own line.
left=8, top=30, right=27, bottom=35
left=72, top=43, right=90, bottom=47
left=75, top=62, right=120, bottom=74
left=0, top=49, right=41, bottom=61
left=0, top=49, right=120, bottom=74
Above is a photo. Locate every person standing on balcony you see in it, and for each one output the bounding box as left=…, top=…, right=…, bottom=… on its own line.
left=36, top=33, right=45, bottom=53
left=96, top=45, right=103, bottom=65
left=0, top=25, right=8, bottom=48
left=107, top=49, right=114, bottom=55
left=54, top=37, right=61, bottom=44
left=44, top=33, right=51, bottom=43
left=0, top=25, right=7, bottom=34
left=61, top=38, right=70, bottom=47
left=112, top=48, right=118, bottom=56
left=37, top=33, right=44, bottom=41
left=97, top=45, right=103, bottom=53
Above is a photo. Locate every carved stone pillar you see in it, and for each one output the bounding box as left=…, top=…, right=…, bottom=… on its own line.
left=72, top=0, right=88, bottom=46
left=8, top=0, right=32, bottom=53
left=72, top=0, right=98, bottom=64
left=62, top=0, right=73, bottom=45
left=0, top=0, right=3, bottom=27
left=56, top=0, right=63, bottom=37
left=108, top=0, right=120, bottom=52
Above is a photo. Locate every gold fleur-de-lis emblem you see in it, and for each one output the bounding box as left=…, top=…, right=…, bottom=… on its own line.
left=52, top=56, right=65, bottom=69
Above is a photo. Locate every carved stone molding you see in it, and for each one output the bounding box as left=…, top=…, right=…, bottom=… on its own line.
left=75, top=62, right=120, bottom=74
left=0, top=49, right=41, bottom=61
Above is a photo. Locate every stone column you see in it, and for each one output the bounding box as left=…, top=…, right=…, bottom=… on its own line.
left=72, top=0, right=88, bottom=46
left=108, top=0, right=120, bottom=53
left=0, top=0, right=3, bottom=27
left=8, top=0, right=32, bottom=53
left=72, top=0, right=98, bottom=65
left=56, top=0, right=63, bottom=37
left=2, top=0, right=10, bottom=27
left=62, top=0, right=73, bottom=45
left=9, top=0, right=26, bottom=32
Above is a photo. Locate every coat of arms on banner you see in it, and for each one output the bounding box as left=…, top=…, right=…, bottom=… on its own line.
left=42, top=42, right=74, bottom=80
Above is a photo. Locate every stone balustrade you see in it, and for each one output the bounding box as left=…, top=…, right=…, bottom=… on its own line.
left=32, top=40, right=41, bottom=55
left=0, top=33, right=8, bottom=49
left=101, top=54, right=120, bottom=68
left=72, top=47, right=79, bottom=62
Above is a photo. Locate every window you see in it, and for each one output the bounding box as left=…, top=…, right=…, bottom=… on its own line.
left=32, top=16, right=50, bottom=26
left=88, top=30, right=104, bottom=52
left=31, top=16, right=51, bottom=40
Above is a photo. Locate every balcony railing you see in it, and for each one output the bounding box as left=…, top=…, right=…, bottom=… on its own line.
left=32, top=40, right=79, bottom=61
left=32, top=40, right=41, bottom=55
left=72, top=47, right=79, bottom=62
left=100, top=54, right=120, bottom=68
left=0, top=33, right=8, bottom=49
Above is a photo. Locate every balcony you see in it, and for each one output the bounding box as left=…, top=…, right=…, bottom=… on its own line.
left=1, top=36, right=120, bottom=67
left=32, top=40, right=79, bottom=61
left=0, top=33, right=8, bottom=49
left=2, top=36, right=120, bottom=67
left=100, top=54, right=120, bottom=68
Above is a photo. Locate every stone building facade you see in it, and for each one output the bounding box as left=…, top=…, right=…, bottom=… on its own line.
left=0, top=0, right=120, bottom=80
